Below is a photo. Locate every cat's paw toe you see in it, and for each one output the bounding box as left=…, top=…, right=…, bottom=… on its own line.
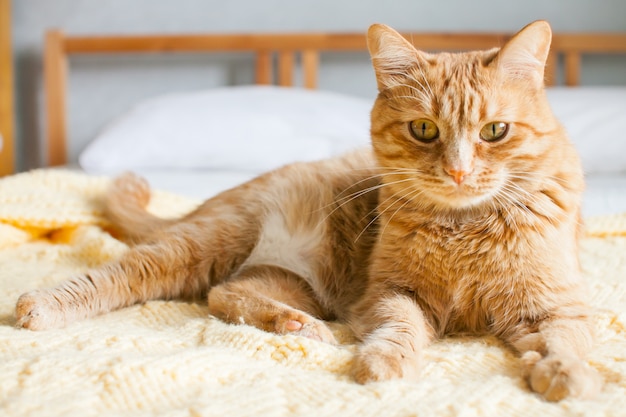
left=15, top=291, right=62, bottom=331
left=276, top=315, right=336, bottom=344
left=293, top=321, right=337, bottom=344
left=283, top=319, right=303, bottom=331
left=522, top=353, right=602, bottom=401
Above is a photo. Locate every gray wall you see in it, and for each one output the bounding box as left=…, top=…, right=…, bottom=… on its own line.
left=12, top=0, right=626, bottom=170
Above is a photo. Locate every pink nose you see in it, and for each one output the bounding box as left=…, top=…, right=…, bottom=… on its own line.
left=446, top=169, right=471, bottom=185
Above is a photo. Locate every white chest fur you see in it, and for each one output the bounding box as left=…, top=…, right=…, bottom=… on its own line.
left=241, top=212, right=323, bottom=284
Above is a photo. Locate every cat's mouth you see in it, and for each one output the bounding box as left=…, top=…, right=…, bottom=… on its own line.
left=431, top=179, right=501, bottom=209
left=423, top=165, right=510, bottom=210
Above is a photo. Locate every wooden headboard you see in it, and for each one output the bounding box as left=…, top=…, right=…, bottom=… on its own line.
left=0, top=0, right=14, bottom=176
left=44, top=29, right=626, bottom=167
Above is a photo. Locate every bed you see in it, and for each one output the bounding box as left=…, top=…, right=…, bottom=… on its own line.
left=1, top=26, right=626, bottom=417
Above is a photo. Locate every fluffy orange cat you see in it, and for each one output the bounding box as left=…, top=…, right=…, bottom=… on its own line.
left=16, top=21, right=601, bottom=401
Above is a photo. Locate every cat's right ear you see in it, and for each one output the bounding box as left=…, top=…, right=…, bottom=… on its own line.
left=367, top=24, right=426, bottom=91
left=491, top=20, right=552, bottom=86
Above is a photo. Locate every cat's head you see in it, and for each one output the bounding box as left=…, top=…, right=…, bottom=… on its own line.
left=367, top=21, right=581, bottom=213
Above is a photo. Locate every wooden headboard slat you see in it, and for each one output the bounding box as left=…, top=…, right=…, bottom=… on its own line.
left=63, top=33, right=368, bottom=54
left=278, top=51, right=295, bottom=87
left=302, top=50, right=319, bottom=89
left=565, top=52, right=582, bottom=87
left=43, top=29, right=626, bottom=167
left=45, top=30, right=69, bottom=167
left=255, top=51, right=272, bottom=85
left=552, top=33, right=626, bottom=52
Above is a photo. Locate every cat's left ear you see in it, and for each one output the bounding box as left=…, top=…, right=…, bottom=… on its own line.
left=492, top=20, right=552, bottom=85
left=367, top=23, right=429, bottom=91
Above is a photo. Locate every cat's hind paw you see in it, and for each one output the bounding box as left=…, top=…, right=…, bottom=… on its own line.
left=15, top=291, right=65, bottom=331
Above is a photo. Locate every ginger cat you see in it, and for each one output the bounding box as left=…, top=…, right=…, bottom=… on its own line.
left=16, top=21, right=601, bottom=401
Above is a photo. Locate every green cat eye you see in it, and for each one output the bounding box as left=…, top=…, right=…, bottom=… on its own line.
left=480, top=122, right=509, bottom=142
left=409, top=119, right=439, bottom=143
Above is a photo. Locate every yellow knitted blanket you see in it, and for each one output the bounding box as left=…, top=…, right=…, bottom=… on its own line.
left=1, top=169, right=625, bottom=417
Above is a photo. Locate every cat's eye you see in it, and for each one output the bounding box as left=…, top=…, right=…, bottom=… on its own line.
left=409, top=119, right=439, bottom=143
left=480, top=122, right=509, bottom=142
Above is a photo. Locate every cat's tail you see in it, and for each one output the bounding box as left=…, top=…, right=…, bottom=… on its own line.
left=104, top=172, right=175, bottom=243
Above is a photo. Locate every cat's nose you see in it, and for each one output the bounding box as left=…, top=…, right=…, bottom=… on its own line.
left=446, top=168, right=472, bottom=185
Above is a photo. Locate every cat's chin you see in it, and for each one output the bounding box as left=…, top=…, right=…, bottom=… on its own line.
left=428, top=189, right=497, bottom=211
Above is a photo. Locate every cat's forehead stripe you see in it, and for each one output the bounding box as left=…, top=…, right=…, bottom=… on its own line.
left=435, top=61, right=486, bottom=129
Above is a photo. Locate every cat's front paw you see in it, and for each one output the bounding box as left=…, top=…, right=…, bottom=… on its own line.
left=522, top=351, right=602, bottom=401
left=351, top=343, right=421, bottom=384
left=15, top=291, right=65, bottom=330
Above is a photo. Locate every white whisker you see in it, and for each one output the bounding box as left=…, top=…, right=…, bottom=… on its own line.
left=318, top=177, right=418, bottom=228
left=354, top=182, right=423, bottom=243
left=379, top=187, right=426, bottom=240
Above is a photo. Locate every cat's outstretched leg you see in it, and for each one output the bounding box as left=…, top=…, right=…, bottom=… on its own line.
left=208, top=265, right=336, bottom=343
left=16, top=172, right=263, bottom=330
left=349, top=290, right=434, bottom=382
left=16, top=210, right=259, bottom=331
left=505, top=309, right=602, bottom=401
left=15, top=238, right=215, bottom=330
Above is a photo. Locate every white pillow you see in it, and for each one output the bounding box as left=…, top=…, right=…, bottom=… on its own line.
left=79, top=85, right=373, bottom=174
left=547, top=86, right=626, bottom=174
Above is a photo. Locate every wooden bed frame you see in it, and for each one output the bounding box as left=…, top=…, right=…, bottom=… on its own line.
left=0, top=0, right=14, bottom=176
left=34, top=28, right=626, bottom=168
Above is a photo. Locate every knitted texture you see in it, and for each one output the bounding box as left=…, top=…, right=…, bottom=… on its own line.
left=0, top=169, right=625, bottom=417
